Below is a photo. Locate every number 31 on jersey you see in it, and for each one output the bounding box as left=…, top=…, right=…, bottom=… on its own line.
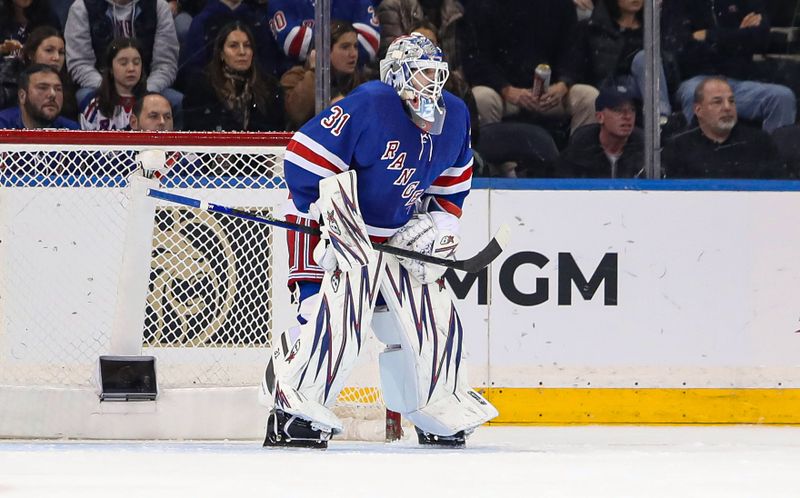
left=321, top=106, right=351, bottom=136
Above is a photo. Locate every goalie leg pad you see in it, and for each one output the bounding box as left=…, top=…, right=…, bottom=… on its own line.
left=373, top=308, right=420, bottom=414
left=402, top=388, right=497, bottom=437
left=375, top=256, right=499, bottom=436
left=314, top=170, right=376, bottom=272
left=260, top=252, right=386, bottom=436
left=260, top=355, right=343, bottom=436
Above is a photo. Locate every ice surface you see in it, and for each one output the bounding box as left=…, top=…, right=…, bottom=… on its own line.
left=1, top=426, right=799, bottom=497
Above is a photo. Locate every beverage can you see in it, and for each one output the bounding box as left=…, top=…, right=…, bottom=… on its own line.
left=532, top=64, right=552, bottom=100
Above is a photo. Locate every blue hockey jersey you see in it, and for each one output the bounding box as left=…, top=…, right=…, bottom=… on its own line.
left=283, top=80, right=473, bottom=240
left=267, top=0, right=380, bottom=63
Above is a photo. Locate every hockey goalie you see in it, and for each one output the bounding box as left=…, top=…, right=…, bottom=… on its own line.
left=259, top=33, right=498, bottom=448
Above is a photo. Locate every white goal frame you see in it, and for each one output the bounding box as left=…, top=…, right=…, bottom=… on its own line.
left=0, top=130, right=395, bottom=440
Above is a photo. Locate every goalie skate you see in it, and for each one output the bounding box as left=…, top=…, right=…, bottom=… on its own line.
left=263, top=409, right=332, bottom=449
left=414, top=427, right=466, bottom=448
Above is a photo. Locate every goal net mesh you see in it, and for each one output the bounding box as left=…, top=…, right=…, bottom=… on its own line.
left=0, top=131, right=393, bottom=439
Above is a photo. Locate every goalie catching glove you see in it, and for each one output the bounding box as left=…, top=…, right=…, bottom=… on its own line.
left=388, top=210, right=460, bottom=284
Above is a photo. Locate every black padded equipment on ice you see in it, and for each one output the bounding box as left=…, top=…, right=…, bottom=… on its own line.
left=415, top=427, right=466, bottom=448
left=263, top=410, right=330, bottom=449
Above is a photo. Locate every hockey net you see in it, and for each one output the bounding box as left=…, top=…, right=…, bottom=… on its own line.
left=0, top=130, right=402, bottom=441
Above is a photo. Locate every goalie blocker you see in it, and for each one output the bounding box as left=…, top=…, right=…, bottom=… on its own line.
left=259, top=171, right=498, bottom=448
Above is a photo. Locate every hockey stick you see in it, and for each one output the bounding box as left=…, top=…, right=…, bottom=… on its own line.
left=146, top=189, right=510, bottom=273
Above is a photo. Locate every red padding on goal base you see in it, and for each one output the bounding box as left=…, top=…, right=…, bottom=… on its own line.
left=386, top=409, right=403, bottom=442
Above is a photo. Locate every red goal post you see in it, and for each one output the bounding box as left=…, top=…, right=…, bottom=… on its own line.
left=0, top=130, right=402, bottom=441
left=0, top=129, right=294, bottom=146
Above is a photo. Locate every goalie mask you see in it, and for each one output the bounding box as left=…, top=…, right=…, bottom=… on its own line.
left=379, top=33, right=450, bottom=135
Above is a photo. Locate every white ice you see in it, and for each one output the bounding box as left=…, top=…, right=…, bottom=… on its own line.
left=1, top=426, right=800, bottom=498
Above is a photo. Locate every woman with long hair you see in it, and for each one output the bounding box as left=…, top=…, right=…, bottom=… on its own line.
left=0, top=0, right=59, bottom=49
left=0, top=0, right=59, bottom=110
left=184, top=21, right=284, bottom=131
left=280, top=19, right=365, bottom=130
left=79, top=38, right=146, bottom=130
left=21, top=26, right=78, bottom=119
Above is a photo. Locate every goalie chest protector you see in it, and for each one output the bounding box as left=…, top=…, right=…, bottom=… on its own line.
left=283, top=81, right=473, bottom=239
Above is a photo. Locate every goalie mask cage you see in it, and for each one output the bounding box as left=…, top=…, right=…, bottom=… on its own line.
left=0, top=130, right=402, bottom=441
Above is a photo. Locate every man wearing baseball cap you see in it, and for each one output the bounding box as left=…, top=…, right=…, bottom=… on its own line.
left=556, top=83, right=644, bottom=178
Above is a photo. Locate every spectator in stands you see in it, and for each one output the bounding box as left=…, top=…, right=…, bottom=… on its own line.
left=0, top=0, right=61, bottom=110
left=557, top=82, right=644, bottom=178
left=376, top=0, right=463, bottom=66
left=473, top=119, right=560, bottom=177
left=281, top=20, right=365, bottom=130
left=170, top=0, right=204, bottom=46
left=0, top=44, right=24, bottom=110
left=0, top=63, right=78, bottom=128
left=571, top=0, right=644, bottom=87
left=662, top=77, right=784, bottom=178
left=567, top=0, right=678, bottom=125
left=79, top=38, right=146, bottom=130
left=2, top=27, right=78, bottom=115
left=1, top=0, right=60, bottom=45
left=267, top=0, right=380, bottom=66
left=22, top=26, right=78, bottom=120
left=183, top=21, right=284, bottom=131
left=179, top=0, right=274, bottom=87
left=22, top=27, right=64, bottom=68
left=128, top=92, right=205, bottom=176
left=663, top=0, right=796, bottom=133
left=129, top=91, right=173, bottom=130
left=64, top=0, right=180, bottom=109
left=460, top=0, right=598, bottom=137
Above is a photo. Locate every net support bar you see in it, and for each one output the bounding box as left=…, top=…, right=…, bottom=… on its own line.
left=109, top=173, right=160, bottom=355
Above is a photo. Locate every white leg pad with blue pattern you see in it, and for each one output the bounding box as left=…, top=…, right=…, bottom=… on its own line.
left=261, top=253, right=385, bottom=435
left=376, top=256, right=498, bottom=436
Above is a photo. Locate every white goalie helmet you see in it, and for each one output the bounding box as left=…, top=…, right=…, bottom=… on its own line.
left=379, top=33, right=450, bottom=134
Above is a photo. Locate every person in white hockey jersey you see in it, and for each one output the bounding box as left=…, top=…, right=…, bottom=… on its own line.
left=79, top=38, right=146, bottom=130
left=260, top=33, right=498, bottom=448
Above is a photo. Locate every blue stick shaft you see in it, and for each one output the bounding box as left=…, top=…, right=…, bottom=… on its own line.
left=146, top=189, right=319, bottom=235
left=145, top=188, right=503, bottom=272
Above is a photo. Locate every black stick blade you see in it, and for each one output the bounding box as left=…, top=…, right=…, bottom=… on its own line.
left=451, top=224, right=511, bottom=273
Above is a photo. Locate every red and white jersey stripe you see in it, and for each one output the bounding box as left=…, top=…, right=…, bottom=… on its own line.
left=425, top=158, right=473, bottom=196
left=284, top=132, right=350, bottom=178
